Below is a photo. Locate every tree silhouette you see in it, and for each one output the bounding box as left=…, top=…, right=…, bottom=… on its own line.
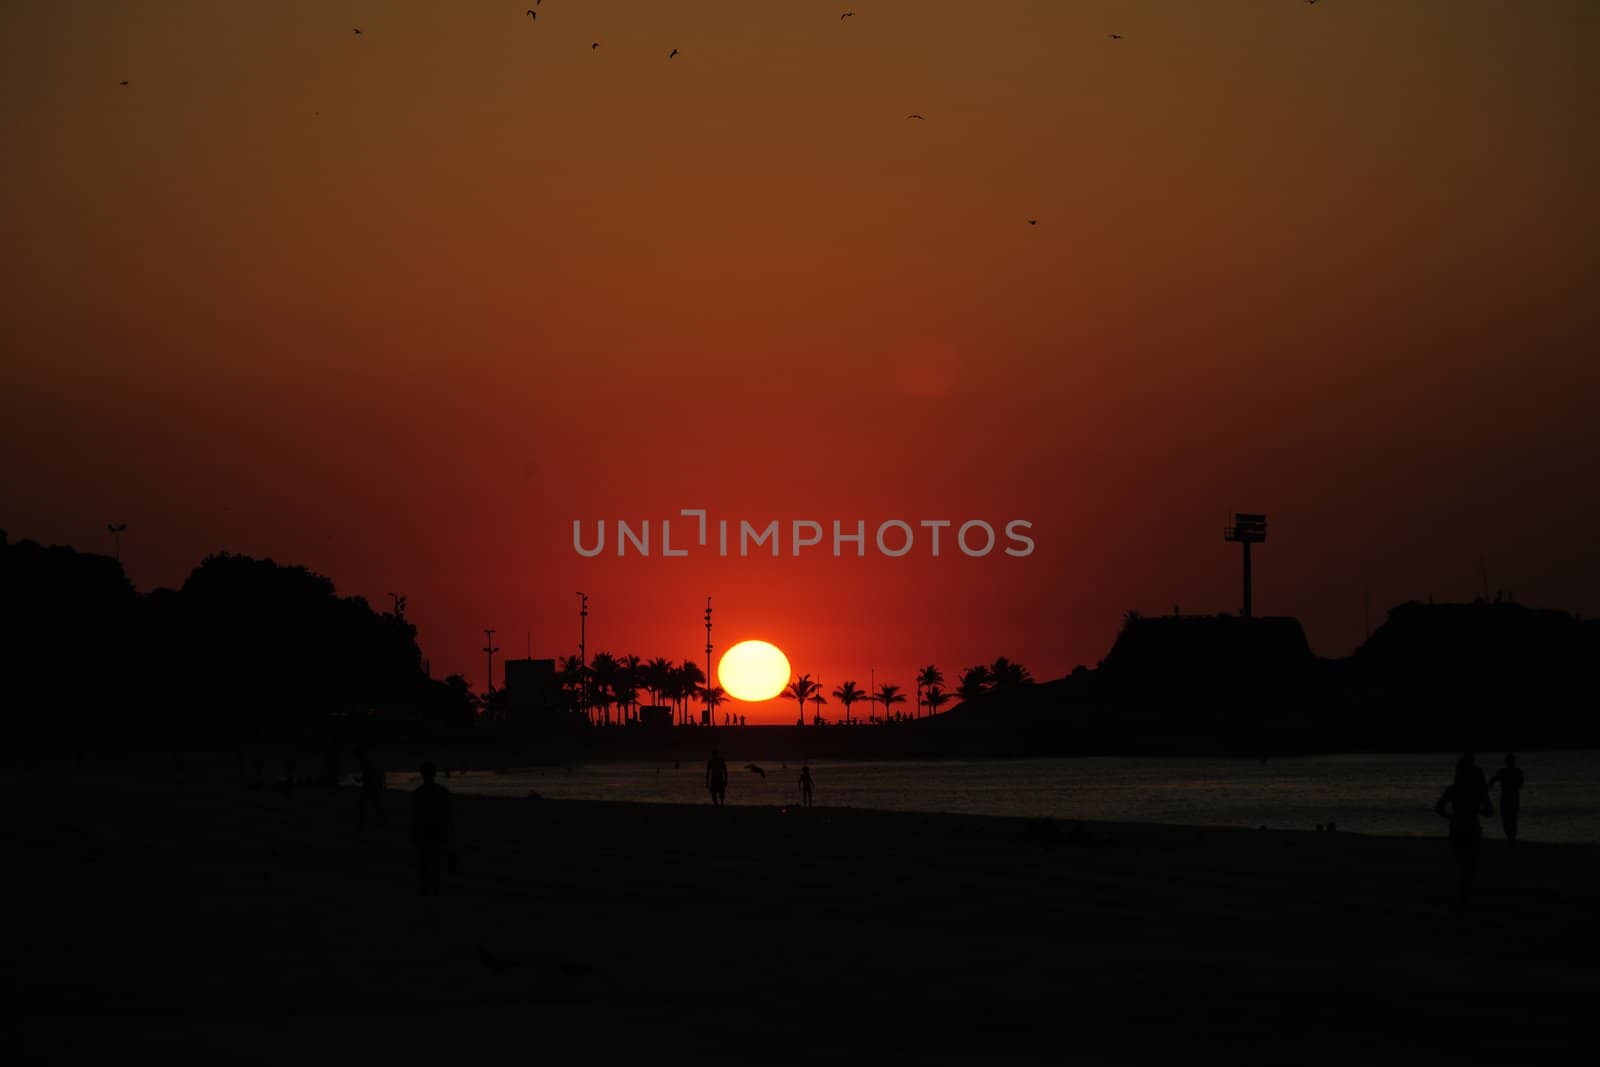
left=957, top=664, right=992, bottom=702
left=989, top=657, right=1032, bottom=690
left=916, top=664, right=944, bottom=718
left=925, top=684, right=950, bottom=717
left=678, top=659, right=706, bottom=725
left=832, top=680, right=865, bottom=725
left=783, top=673, right=819, bottom=726
left=875, top=683, right=906, bottom=722
left=808, top=689, right=828, bottom=724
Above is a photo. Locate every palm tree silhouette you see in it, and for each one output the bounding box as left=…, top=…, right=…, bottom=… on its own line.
left=679, top=659, right=706, bottom=725
left=558, top=653, right=587, bottom=716
left=915, top=664, right=944, bottom=718
left=832, top=680, right=864, bottom=725
left=698, top=683, right=727, bottom=720
left=590, top=651, right=619, bottom=726
left=989, top=657, right=1032, bottom=691
left=783, top=673, right=819, bottom=726
left=875, top=682, right=906, bottom=723
left=924, top=684, right=950, bottom=718
left=956, top=664, right=992, bottom=703
left=619, top=654, right=643, bottom=723
left=808, top=690, right=828, bottom=725
left=644, top=656, right=672, bottom=713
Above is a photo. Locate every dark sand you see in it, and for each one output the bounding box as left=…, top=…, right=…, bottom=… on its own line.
left=13, top=768, right=1597, bottom=1063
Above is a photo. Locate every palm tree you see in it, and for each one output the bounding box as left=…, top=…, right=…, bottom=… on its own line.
left=875, top=682, right=906, bottom=723
left=782, top=673, right=818, bottom=726
left=956, top=664, right=992, bottom=703
left=832, top=680, right=864, bottom=725
left=808, top=690, right=828, bottom=725
left=989, top=657, right=1032, bottom=691
left=558, top=653, right=587, bottom=715
left=679, top=659, right=706, bottom=725
left=590, top=651, right=619, bottom=726
left=698, top=683, right=727, bottom=720
left=924, top=684, right=950, bottom=717
left=620, top=654, right=643, bottom=722
left=644, top=656, right=673, bottom=712
left=915, top=664, right=943, bottom=718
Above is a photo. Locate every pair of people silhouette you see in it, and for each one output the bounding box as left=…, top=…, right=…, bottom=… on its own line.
left=1435, top=751, right=1524, bottom=899
left=703, top=749, right=816, bottom=808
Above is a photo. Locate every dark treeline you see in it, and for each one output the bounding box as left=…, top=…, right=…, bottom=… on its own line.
left=5, top=529, right=1597, bottom=756
left=2, top=531, right=475, bottom=751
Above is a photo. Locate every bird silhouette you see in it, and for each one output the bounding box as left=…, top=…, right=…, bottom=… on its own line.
left=1108, top=34, right=1122, bottom=40
left=526, top=9, right=535, bottom=18
left=353, top=28, right=362, bottom=36
left=591, top=42, right=599, bottom=50
left=668, top=48, right=679, bottom=58
left=1027, top=218, right=1038, bottom=226
left=841, top=10, right=854, bottom=18
left=906, top=113, right=925, bottom=120
left=745, top=763, right=767, bottom=778
left=118, top=80, right=128, bottom=87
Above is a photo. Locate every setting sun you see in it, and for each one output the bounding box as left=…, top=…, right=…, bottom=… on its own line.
left=717, top=640, right=791, bottom=702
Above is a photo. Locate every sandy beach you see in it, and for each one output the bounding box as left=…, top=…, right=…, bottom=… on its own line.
left=13, top=765, right=1597, bottom=1063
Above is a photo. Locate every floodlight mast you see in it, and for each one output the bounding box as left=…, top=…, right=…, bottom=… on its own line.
left=1223, top=513, right=1268, bottom=618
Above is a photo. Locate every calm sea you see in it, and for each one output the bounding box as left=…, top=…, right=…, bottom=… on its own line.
left=410, top=750, right=1599, bottom=844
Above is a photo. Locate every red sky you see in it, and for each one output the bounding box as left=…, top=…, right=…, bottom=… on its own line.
left=3, top=1, right=1597, bottom=720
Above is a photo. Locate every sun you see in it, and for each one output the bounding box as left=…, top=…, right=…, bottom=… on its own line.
left=718, top=640, right=791, bottom=702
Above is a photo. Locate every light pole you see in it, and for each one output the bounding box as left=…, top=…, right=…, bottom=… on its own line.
left=1223, top=513, right=1268, bottom=618
left=483, top=628, right=500, bottom=698
left=576, top=592, right=589, bottom=721
left=704, top=596, right=713, bottom=727
left=106, top=523, right=127, bottom=563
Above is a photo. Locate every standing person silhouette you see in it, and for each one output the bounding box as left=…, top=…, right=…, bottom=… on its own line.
left=798, top=762, right=814, bottom=808
left=705, top=749, right=728, bottom=807
left=1487, top=753, right=1525, bottom=843
left=411, top=762, right=455, bottom=896
left=1436, top=753, right=1493, bottom=901
left=355, top=749, right=386, bottom=839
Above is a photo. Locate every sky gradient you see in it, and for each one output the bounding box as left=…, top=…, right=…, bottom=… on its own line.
left=3, top=1, right=1597, bottom=719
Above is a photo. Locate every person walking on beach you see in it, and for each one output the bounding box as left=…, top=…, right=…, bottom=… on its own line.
left=798, top=762, right=814, bottom=808
left=706, top=749, right=728, bottom=807
left=1436, top=755, right=1493, bottom=900
left=355, top=749, right=386, bottom=838
left=1488, top=753, right=1525, bottom=843
left=411, top=762, right=455, bottom=896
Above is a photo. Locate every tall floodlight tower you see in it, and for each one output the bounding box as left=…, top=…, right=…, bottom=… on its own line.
left=704, top=596, right=713, bottom=727
left=482, top=628, right=500, bottom=696
left=1223, top=513, right=1268, bottom=618
left=576, top=592, right=589, bottom=718
left=106, top=523, right=127, bottom=563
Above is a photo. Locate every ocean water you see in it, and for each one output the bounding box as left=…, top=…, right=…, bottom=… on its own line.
left=412, top=750, right=1600, bottom=845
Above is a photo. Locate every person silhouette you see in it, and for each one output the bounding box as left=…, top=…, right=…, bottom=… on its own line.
left=1487, top=753, right=1524, bottom=843
left=705, top=749, right=728, bottom=807
left=1436, top=756, right=1493, bottom=900
left=411, top=762, right=455, bottom=896
left=798, top=762, right=814, bottom=808
left=355, top=749, right=386, bottom=838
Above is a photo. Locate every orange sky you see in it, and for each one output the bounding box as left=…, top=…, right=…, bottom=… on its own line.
left=3, top=1, right=1597, bottom=720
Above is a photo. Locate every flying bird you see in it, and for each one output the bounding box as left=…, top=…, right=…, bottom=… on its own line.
left=668, top=48, right=679, bottom=58
left=118, top=80, right=128, bottom=86
left=591, top=42, right=599, bottom=49
left=841, top=10, right=854, bottom=18
left=353, top=28, right=362, bottom=36
left=1027, top=218, right=1037, bottom=226
left=745, top=763, right=767, bottom=778
left=1108, top=34, right=1122, bottom=40
left=526, top=9, right=535, bottom=18
left=906, top=113, right=925, bottom=120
